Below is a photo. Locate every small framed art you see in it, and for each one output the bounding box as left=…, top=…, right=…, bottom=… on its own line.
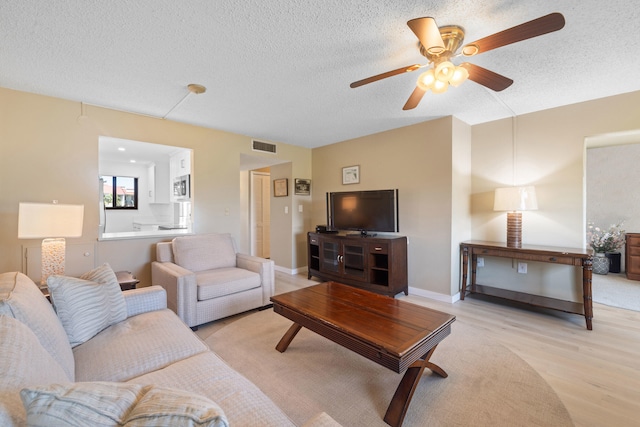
left=342, top=165, right=360, bottom=185
left=273, top=178, right=288, bottom=197
left=294, top=178, right=311, bottom=196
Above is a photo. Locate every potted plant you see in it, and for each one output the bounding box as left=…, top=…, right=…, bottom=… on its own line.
left=587, top=222, right=625, bottom=274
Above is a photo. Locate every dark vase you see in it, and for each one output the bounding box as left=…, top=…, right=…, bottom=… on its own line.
left=605, top=252, right=621, bottom=273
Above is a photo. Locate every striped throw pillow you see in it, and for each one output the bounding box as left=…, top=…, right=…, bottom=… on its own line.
left=47, top=264, right=127, bottom=347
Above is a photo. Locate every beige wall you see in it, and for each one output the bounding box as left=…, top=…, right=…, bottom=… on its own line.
left=3, top=84, right=640, bottom=298
left=311, top=91, right=640, bottom=300
left=471, top=91, right=640, bottom=300
left=0, top=87, right=312, bottom=285
left=311, top=116, right=472, bottom=297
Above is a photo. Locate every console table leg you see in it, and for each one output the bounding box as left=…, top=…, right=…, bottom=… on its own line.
left=384, top=345, right=445, bottom=427
left=583, top=257, right=593, bottom=330
left=460, top=246, right=469, bottom=300
left=275, top=323, right=302, bottom=353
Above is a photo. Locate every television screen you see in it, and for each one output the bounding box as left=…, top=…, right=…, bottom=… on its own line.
left=328, top=189, right=398, bottom=233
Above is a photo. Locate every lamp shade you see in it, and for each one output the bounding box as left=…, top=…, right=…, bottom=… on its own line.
left=18, top=203, right=84, bottom=238
left=493, top=186, right=538, bottom=212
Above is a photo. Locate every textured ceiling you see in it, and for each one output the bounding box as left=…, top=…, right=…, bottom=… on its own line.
left=2, top=1, right=639, bottom=148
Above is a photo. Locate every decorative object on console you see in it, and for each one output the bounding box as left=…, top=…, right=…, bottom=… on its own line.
left=592, top=253, right=610, bottom=275
left=17, top=202, right=84, bottom=285
left=273, top=178, right=288, bottom=197
left=493, top=186, right=538, bottom=248
left=587, top=221, right=625, bottom=275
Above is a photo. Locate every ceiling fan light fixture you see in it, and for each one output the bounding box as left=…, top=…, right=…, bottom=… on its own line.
left=432, top=79, right=449, bottom=94
left=461, top=44, right=479, bottom=56
left=435, top=61, right=455, bottom=82
left=426, top=45, right=445, bottom=55
left=416, top=69, right=436, bottom=91
left=449, top=66, right=469, bottom=87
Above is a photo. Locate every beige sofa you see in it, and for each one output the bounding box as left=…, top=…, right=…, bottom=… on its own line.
left=152, top=233, right=274, bottom=329
left=0, top=270, right=339, bottom=426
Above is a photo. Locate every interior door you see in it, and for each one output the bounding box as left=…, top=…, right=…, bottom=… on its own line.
left=250, top=171, right=271, bottom=258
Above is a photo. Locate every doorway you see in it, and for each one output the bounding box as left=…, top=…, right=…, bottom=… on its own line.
left=250, top=170, right=271, bottom=258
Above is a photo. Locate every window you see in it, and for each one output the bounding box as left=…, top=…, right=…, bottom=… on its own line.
left=101, top=175, right=138, bottom=209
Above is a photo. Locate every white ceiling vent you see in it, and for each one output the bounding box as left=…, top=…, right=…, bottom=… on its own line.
left=252, top=140, right=276, bottom=154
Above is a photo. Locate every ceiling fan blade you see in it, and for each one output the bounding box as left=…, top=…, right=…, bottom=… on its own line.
left=460, top=63, right=513, bottom=91
left=407, top=17, right=445, bottom=54
left=461, top=12, right=565, bottom=56
left=402, top=86, right=427, bottom=110
left=350, top=64, right=421, bottom=88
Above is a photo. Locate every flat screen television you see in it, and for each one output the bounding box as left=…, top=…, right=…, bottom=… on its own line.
left=327, top=189, right=399, bottom=234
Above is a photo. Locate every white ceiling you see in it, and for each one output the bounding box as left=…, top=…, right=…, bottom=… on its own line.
left=2, top=1, right=639, bottom=149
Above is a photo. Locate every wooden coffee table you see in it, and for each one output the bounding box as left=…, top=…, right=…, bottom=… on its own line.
left=270, top=282, right=455, bottom=427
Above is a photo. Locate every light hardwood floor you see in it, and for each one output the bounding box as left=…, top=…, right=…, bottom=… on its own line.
left=196, top=272, right=640, bottom=427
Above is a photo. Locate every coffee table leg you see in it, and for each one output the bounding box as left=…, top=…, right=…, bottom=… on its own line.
left=383, top=345, right=446, bottom=427
left=275, top=322, right=302, bottom=353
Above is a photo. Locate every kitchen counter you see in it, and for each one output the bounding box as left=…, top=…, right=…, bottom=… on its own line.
left=99, top=228, right=192, bottom=241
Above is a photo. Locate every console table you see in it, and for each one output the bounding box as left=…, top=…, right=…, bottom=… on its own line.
left=460, top=241, right=594, bottom=330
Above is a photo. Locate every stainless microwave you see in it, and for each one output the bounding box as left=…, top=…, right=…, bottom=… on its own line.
left=173, top=174, right=190, bottom=200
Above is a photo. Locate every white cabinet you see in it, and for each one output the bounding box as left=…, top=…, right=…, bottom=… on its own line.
left=147, top=162, right=170, bottom=204
left=170, top=150, right=191, bottom=181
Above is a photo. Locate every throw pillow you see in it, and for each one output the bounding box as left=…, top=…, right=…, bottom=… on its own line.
left=20, top=382, right=229, bottom=427
left=80, top=263, right=128, bottom=322
left=47, top=264, right=127, bottom=347
left=0, top=271, right=75, bottom=381
left=20, top=382, right=142, bottom=426
left=125, top=385, right=229, bottom=427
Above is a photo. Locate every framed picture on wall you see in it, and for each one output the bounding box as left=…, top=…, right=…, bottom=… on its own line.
left=342, top=165, right=360, bottom=185
left=273, top=178, right=288, bottom=197
left=294, top=178, right=311, bottom=195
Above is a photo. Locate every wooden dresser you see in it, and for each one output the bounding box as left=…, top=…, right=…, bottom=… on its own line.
left=625, top=233, right=640, bottom=280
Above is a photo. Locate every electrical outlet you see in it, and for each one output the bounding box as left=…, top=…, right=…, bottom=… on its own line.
left=517, top=262, right=527, bottom=274
left=477, top=257, right=484, bottom=267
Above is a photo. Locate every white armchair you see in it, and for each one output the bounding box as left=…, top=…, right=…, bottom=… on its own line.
left=151, top=233, right=274, bottom=329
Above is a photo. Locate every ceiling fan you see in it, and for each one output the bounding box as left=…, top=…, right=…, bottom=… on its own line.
left=350, top=13, right=565, bottom=110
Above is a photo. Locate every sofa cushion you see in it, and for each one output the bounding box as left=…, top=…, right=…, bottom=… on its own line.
left=0, top=315, right=70, bottom=427
left=196, top=268, right=261, bottom=301
left=73, top=308, right=208, bottom=382
left=0, top=272, right=75, bottom=381
left=128, top=351, right=295, bottom=427
left=47, top=270, right=127, bottom=347
left=173, top=233, right=236, bottom=272
left=20, top=382, right=229, bottom=427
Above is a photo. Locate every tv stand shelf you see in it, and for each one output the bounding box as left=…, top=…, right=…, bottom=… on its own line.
left=307, top=232, right=408, bottom=296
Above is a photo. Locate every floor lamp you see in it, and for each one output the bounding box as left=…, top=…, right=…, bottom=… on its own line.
left=493, top=186, right=538, bottom=248
left=18, top=202, right=84, bottom=285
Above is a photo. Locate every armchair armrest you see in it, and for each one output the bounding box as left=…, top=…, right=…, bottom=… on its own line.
left=123, top=285, right=167, bottom=318
left=236, top=253, right=275, bottom=305
left=151, top=261, right=198, bottom=327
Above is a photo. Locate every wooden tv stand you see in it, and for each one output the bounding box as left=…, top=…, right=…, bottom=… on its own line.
left=307, top=232, right=408, bottom=296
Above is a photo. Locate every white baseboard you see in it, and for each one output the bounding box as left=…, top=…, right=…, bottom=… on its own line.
left=408, top=286, right=460, bottom=304
left=274, top=265, right=308, bottom=275
left=271, top=267, right=460, bottom=303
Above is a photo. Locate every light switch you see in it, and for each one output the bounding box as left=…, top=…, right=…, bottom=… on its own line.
left=224, top=208, right=230, bottom=216
left=298, top=205, right=303, bottom=212
left=284, top=206, right=289, bottom=214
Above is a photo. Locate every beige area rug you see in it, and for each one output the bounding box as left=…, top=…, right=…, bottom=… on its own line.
left=205, top=309, right=572, bottom=427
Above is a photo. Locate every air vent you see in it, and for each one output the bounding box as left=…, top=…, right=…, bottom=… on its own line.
left=252, top=140, right=276, bottom=154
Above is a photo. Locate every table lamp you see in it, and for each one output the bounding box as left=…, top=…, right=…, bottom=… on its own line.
left=18, top=202, right=84, bottom=285
left=493, top=186, right=538, bottom=248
